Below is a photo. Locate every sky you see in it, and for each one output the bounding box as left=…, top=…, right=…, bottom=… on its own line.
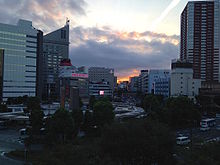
left=0, top=0, right=199, bottom=81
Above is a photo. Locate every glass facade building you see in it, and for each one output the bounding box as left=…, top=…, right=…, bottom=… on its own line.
left=0, top=20, right=40, bottom=101
left=0, top=49, right=4, bottom=101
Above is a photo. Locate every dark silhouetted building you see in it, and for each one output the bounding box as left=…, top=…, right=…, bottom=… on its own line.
left=42, top=22, right=69, bottom=101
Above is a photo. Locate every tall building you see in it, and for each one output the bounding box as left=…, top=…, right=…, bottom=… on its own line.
left=171, top=60, right=201, bottom=100
left=0, top=49, right=4, bottom=101
left=180, top=0, right=220, bottom=82
left=0, top=19, right=42, bottom=101
left=88, top=67, right=115, bottom=90
left=129, top=76, right=139, bottom=92
left=148, top=70, right=170, bottom=94
left=42, top=22, right=69, bottom=101
left=138, top=70, right=148, bottom=94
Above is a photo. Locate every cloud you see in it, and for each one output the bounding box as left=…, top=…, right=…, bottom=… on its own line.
left=0, top=0, right=179, bottom=81
left=0, top=0, right=87, bottom=32
left=150, top=0, right=181, bottom=31
left=70, top=26, right=179, bottom=80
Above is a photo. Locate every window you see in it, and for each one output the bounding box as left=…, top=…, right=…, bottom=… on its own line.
left=61, top=30, right=66, bottom=39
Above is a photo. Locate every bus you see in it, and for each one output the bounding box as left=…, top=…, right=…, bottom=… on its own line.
left=200, top=118, right=216, bottom=128
left=176, top=136, right=191, bottom=145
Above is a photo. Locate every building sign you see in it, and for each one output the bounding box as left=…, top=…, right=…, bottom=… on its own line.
left=99, top=90, right=104, bottom=95
left=72, top=73, right=88, bottom=78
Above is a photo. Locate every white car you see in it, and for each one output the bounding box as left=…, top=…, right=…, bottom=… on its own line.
left=200, top=126, right=210, bottom=131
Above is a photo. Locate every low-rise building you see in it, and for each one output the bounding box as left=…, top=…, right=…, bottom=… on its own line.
left=171, top=60, right=201, bottom=99
left=59, top=59, right=89, bottom=106
left=148, top=69, right=170, bottom=94
left=89, top=81, right=112, bottom=98
left=155, top=77, right=170, bottom=97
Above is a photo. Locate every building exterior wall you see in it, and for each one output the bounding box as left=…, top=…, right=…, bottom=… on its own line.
left=36, top=30, right=43, bottom=100
left=180, top=1, right=219, bottom=82
left=148, top=70, right=170, bottom=94
left=215, top=0, right=220, bottom=82
left=138, top=70, right=148, bottom=94
left=0, top=49, right=4, bottom=101
left=88, top=67, right=115, bottom=90
left=59, top=59, right=89, bottom=103
left=42, top=23, right=69, bottom=101
left=0, top=20, right=40, bottom=101
left=171, top=62, right=201, bottom=99
left=155, top=77, right=170, bottom=97
left=89, top=81, right=112, bottom=97
left=129, top=76, right=139, bottom=92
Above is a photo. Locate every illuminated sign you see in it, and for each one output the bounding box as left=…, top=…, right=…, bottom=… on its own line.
left=99, top=90, right=104, bottom=95
left=72, top=73, right=88, bottom=78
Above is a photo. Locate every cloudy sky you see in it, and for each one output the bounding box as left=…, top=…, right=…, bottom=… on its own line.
left=0, top=0, right=197, bottom=81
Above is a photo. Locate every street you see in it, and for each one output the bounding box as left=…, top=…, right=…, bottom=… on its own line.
left=0, top=129, right=25, bottom=165
left=177, top=117, right=220, bottom=144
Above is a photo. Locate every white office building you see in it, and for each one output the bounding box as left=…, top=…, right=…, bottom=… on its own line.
left=89, top=81, right=112, bottom=98
left=171, top=60, right=201, bottom=99
left=155, top=77, right=170, bottom=97
left=148, top=70, right=170, bottom=95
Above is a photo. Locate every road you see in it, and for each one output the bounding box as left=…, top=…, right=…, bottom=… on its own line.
left=177, top=117, right=220, bottom=143
left=0, top=129, right=25, bottom=165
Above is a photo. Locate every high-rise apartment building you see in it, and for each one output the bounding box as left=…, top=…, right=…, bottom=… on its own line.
left=42, top=22, right=69, bottom=100
left=0, top=20, right=43, bottom=101
left=180, top=0, right=220, bottom=82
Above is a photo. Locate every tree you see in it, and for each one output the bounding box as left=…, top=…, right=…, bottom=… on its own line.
left=82, top=110, right=94, bottom=135
left=143, top=94, right=161, bottom=112
left=101, top=119, right=175, bottom=165
left=46, top=108, right=74, bottom=144
left=0, top=104, right=8, bottom=112
left=27, top=97, right=41, bottom=112
left=89, top=96, right=96, bottom=110
left=79, top=97, right=83, bottom=108
left=29, top=109, right=44, bottom=135
left=158, top=97, right=201, bottom=129
left=72, top=109, right=83, bottom=136
left=214, top=96, right=220, bottom=111
left=93, top=100, right=114, bottom=127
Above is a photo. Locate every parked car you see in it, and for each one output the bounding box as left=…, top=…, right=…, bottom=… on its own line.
left=200, top=126, right=210, bottom=131
left=216, top=125, right=220, bottom=131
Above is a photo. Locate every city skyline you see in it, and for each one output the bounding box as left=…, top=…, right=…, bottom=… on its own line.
left=0, top=0, right=202, bottom=81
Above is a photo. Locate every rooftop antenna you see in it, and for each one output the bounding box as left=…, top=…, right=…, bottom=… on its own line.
left=66, top=17, right=70, bottom=26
